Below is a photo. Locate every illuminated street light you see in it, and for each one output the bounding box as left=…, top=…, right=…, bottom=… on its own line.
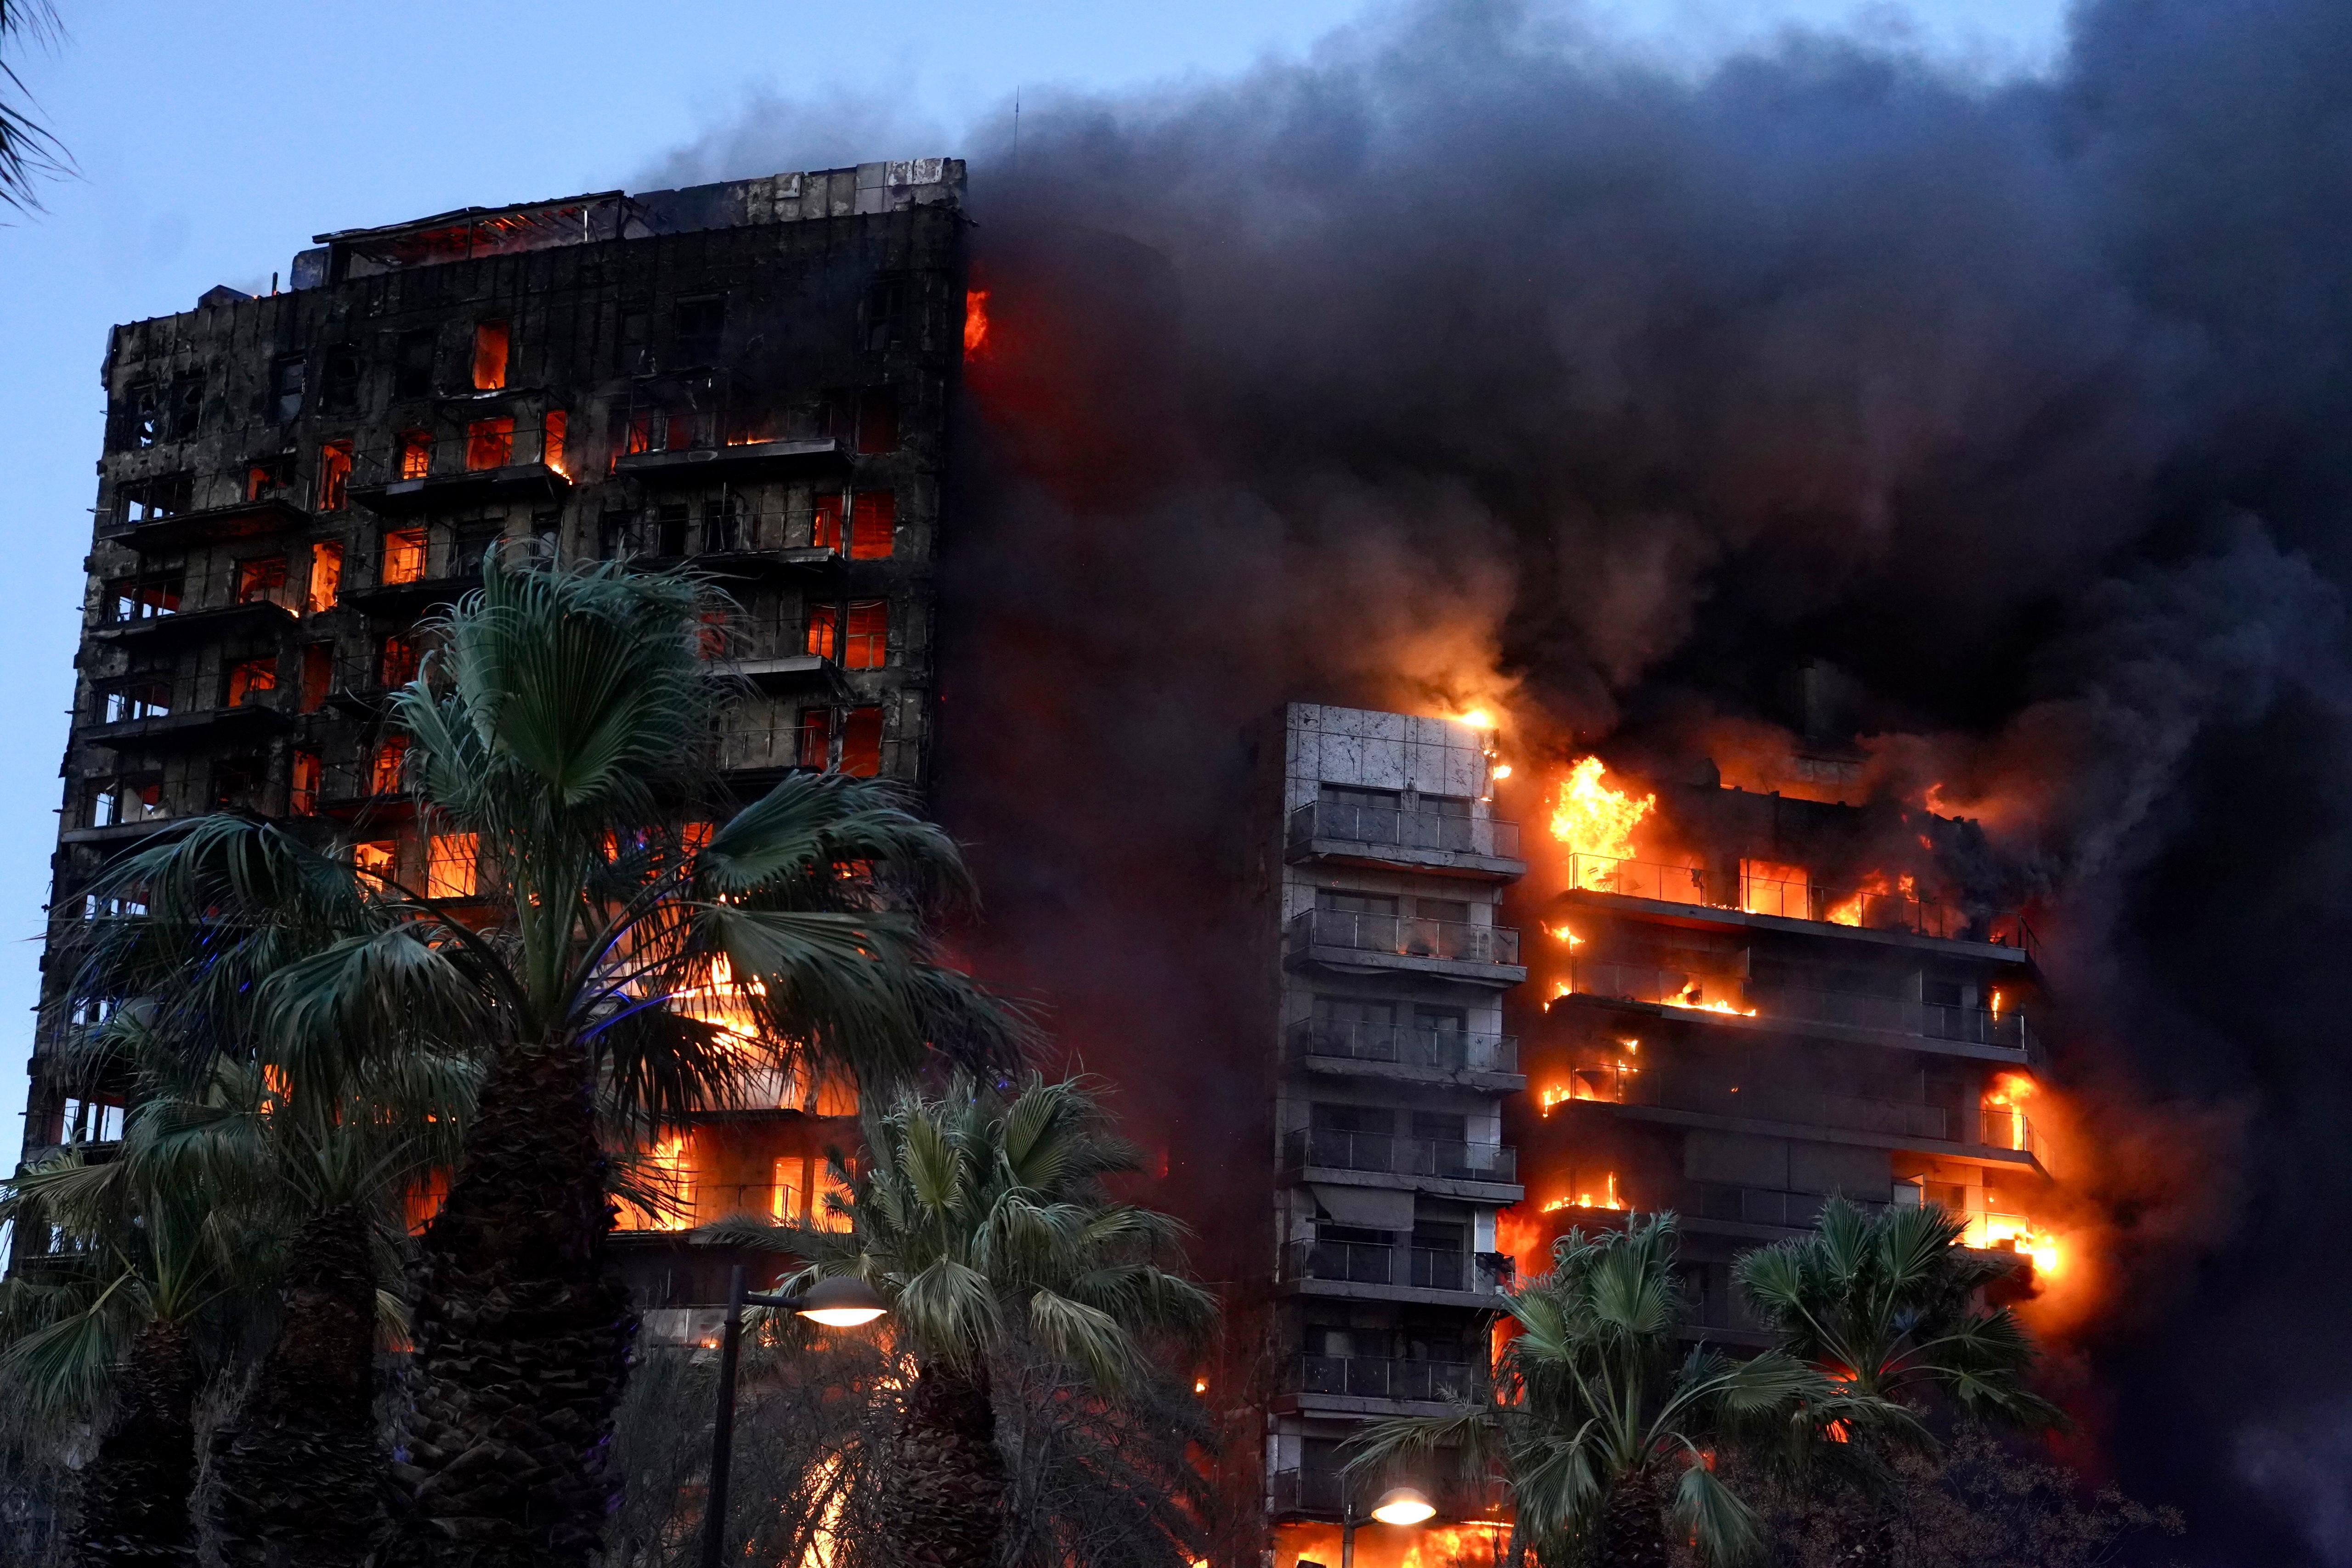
left=1371, top=1486, right=1437, bottom=1526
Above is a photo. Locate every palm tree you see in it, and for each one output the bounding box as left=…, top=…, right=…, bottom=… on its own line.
left=1733, top=1199, right=2065, bottom=1566
left=1353, top=1214, right=1904, bottom=1568
left=2, top=0, right=71, bottom=212
left=712, top=1075, right=1218, bottom=1568
left=233, top=556, right=1021, bottom=1564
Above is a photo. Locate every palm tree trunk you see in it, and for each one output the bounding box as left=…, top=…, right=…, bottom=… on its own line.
left=209, top=1200, right=382, bottom=1567
left=879, top=1359, right=1006, bottom=1568
left=70, top=1314, right=199, bottom=1567
left=1594, top=1464, right=1671, bottom=1568
left=389, top=1038, right=633, bottom=1568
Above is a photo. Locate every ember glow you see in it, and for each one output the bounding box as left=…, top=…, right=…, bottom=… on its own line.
left=1543, top=1172, right=1625, bottom=1212
left=963, top=288, right=990, bottom=355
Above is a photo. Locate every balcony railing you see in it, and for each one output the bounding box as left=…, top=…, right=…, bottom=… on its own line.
left=1280, top=1238, right=1498, bottom=1297
left=1284, top=1128, right=1517, bottom=1184
left=82, top=670, right=295, bottom=743
left=1565, top=852, right=2039, bottom=960
left=614, top=1182, right=854, bottom=1234
left=1269, top=1467, right=1500, bottom=1520
left=1288, top=1020, right=1519, bottom=1075
left=1287, top=909, right=1521, bottom=968
left=1591, top=1068, right=1952, bottom=1141
left=1561, top=959, right=2035, bottom=1053
left=1679, top=1182, right=1872, bottom=1230
left=1285, top=1354, right=1485, bottom=1404
left=1287, top=802, right=1521, bottom=860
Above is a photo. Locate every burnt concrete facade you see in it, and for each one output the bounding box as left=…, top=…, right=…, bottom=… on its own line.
left=17, top=164, right=970, bottom=1271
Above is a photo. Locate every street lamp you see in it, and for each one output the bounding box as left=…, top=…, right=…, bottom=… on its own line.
left=1338, top=1481, right=1436, bottom=1566
left=699, top=1263, right=888, bottom=1568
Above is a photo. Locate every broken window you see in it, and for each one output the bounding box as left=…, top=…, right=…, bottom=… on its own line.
left=598, top=511, right=639, bottom=560
left=471, top=321, right=509, bottom=391
left=300, top=643, right=332, bottom=711
left=307, top=541, right=343, bottom=613
left=620, top=307, right=652, bottom=374
left=119, top=473, right=192, bottom=524
left=855, top=388, right=899, bottom=454
left=541, top=410, right=567, bottom=474
left=654, top=501, right=689, bottom=557
left=108, top=576, right=181, bottom=623
left=368, top=736, right=408, bottom=796
left=354, top=839, right=396, bottom=881
left=842, top=600, right=887, bottom=669
left=224, top=656, right=278, bottom=707
left=848, top=491, right=895, bottom=559
left=59, top=1097, right=126, bottom=1145
left=796, top=708, right=830, bottom=769
left=213, top=754, right=265, bottom=810
left=396, top=429, right=433, bottom=479
left=381, top=528, right=427, bottom=586
left=674, top=297, right=725, bottom=366
left=379, top=633, right=420, bottom=688
left=317, top=440, right=352, bottom=512
left=246, top=455, right=293, bottom=501
left=840, top=705, right=882, bottom=777
left=395, top=329, right=437, bottom=398
left=811, top=492, right=845, bottom=553
left=123, top=383, right=161, bottom=448
left=319, top=345, right=361, bottom=413
left=235, top=557, right=290, bottom=605
left=427, top=832, right=479, bottom=899
left=703, top=495, right=746, bottom=553
left=269, top=355, right=308, bottom=422
left=465, top=417, right=514, bottom=471
left=290, top=748, right=322, bottom=815
left=861, top=276, right=910, bottom=352
left=169, top=378, right=204, bottom=440
left=91, top=778, right=164, bottom=828
left=104, top=680, right=173, bottom=724
left=804, top=604, right=839, bottom=663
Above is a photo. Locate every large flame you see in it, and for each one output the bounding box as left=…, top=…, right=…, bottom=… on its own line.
left=963, top=289, right=990, bottom=355
left=1983, top=1071, right=2036, bottom=1152
left=1542, top=1173, right=1624, bottom=1212
left=1275, top=1522, right=1510, bottom=1568
left=1550, top=756, right=1654, bottom=871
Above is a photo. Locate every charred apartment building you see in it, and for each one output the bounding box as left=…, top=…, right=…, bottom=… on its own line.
left=14, top=161, right=971, bottom=1286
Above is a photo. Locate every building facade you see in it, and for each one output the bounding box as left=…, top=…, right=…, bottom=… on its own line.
left=1258, top=705, right=1527, bottom=1560
left=16, top=162, right=970, bottom=1289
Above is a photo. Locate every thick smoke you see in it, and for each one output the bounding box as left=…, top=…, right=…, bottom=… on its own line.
left=651, top=2, right=2352, bottom=1558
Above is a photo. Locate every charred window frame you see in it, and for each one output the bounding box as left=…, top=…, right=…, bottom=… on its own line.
left=673, top=296, right=726, bottom=367
left=318, top=344, right=362, bottom=414
left=244, top=453, right=296, bottom=501
left=394, top=329, right=438, bottom=399
left=118, top=377, right=204, bottom=449
left=854, top=387, right=899, bottom=453
left=89, top=775, right=166, bottom=829
left=116, top=473, right=193, bottom=525
left=860, top=275, right=912, bottom=353
left=619, top=305, right=653, bottom=375
left=105, top=573, right=182, bottom=624
left=211, top=753, right=268, bottom=812
left=269, top=355, right=309, bottom=423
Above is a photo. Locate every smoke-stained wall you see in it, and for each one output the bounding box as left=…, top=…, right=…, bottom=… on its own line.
left=656, top=2, right=2352, bottom=1558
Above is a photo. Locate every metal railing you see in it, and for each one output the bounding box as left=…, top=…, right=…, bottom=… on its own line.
left=1287, top=802, right=1521, bottom=859
left=1561, top=959, right=2034, bottom=1053
left=1284, top=1128, right=1516, bottom=1183
left=1678, top=1182, right=1890, bottom=1230
left=1287, top=909, right=1521, bottom=968
left=1590, top=1068, right=1952, bottom=1140
left=1280, top=1238, right=1497, bottom=1296
left=614, top=1182, right=855, bottom=1234
left=1288, top=1020, right=1518, bottom=1075
left=97, top=557, right=307, bottom=626
left=84, top=669, right=295, bottom=736
left=1269, top=1468, right=1498, bottom=1520
left=1285, top=1354, right=1485, bottom=1404
left=1565, top=852, right=2039, bottom=959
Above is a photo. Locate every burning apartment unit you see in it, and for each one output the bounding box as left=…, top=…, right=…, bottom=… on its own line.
left=15, top=162, right=971, bottom=1291
left=1258, top=704, right=1526, bottom=1557
left=1523, top=760, right=2056, bottom=1332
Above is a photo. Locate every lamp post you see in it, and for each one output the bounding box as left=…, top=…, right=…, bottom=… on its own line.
left=1340, top=1482, right=1436, bottom=1567
left=700, top=1264, right=888, bottom=1568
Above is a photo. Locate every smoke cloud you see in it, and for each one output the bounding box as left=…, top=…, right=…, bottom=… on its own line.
left=649, top=1, right=2352, bottom=1558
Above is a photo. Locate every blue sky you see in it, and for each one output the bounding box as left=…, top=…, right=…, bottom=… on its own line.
left=0, top=0, right=2067, bottom=1150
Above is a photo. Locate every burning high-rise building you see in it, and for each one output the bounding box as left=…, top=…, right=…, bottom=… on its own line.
left=11, top=162, right=970, bottom=1308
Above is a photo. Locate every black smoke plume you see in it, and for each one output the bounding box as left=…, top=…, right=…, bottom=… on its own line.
left=650, top=2, right=2352, bottom=1558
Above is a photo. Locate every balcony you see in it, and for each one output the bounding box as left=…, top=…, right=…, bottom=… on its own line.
left=1280, top=1238, right=1502, bottom=1301
left=1268, top=1467, right=1500, bottom=1522
left=90, top=566, right=302, bottom=648
left=1283, top=1128, right=1517, bottom=1187
left=81, top=674, right=294, bottom=751
left=1559, top=959, right=2036, bottom=1058
left=612, top=436, right=844, bottom=480
left=1283, top=1354, right=1485, bottom=1407
left=98, top=494, right=309, bottom=553
left=350, top=463, right=569, bottom=513
left=1564, top=852, right=2039, bottom=962
left=1285, top=910, right=1525, bottom=986
left=1286, top=802, right=1525, bottom=878
left=1594, top=1068, right=1953, bottom=1143
left=1288, top=1020, right=1520, bottom=1083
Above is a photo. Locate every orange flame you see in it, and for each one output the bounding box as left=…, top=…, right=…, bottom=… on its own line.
left=963, top=289, right=990, bottom=355
left=1543, top=1173, right=1624, bottom=1212
left=1981, top=1072, right=2036, bottom=1152
left=1551, top=756, right=1654, bottom=877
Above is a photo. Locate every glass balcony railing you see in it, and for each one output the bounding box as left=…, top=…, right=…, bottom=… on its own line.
left=1280, top=1238, right=1500, bottom=1296
left=1268, top=1467, right=1501, bottom=1520
left=1287, top=909, right=1522, bottom=968
left=1283, top=1128, right=1517, bottom=1184
left=1287, top=802, right=1521, bottom=860
left=1560, top=959, right=2036, bottom=1054
left=1285, top=1354, right=1485, bottom=1404
left=1288, top=1020, right=1519, bottom=1075
left=1584, top=1068, right=1953, bottom=1141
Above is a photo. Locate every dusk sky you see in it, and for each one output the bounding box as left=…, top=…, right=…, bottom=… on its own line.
left=0, top=0, right=2069, bottom=1151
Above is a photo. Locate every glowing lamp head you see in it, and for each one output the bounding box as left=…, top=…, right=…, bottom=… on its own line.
left=796, top=1274, right=888, bottom=1328
left=1371, top=1486, right=1437, bottom=1526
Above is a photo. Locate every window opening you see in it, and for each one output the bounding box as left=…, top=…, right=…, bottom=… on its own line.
left=848, top=491, right=895, bottom=559
left=842, top=600, right=887, bottom=669
left=855, top=388, right=899, bottom=453
left=119, top=474, right=192, bottom=523
left=300, top=644, right=332, bottom=711
left=812, top=492, right=845, bottom=552
left=317, top=439, right=353, bottom=511
left=319, top=345, right=361, bottom=413
left=235, top=557, right=290, bottom=605
left=471, top=321, right=509, bottom=391
left=354, top=840, right=396, bottom=882
left=104, top=681, right=172, bottom=724
left=394, top=329, right=436, bottom=398
left=224, top=656, right=277, bottom=707
left=840, top=705, right=882, bottom=777
left=796, top=708, right=831, bottom=769
left=307, top=541, right=343, bottom=613
left=245, top=455, right=292, bottom=501
left=269, top=355, right=308, bottom=423
left=465, top=416, right=514, bottom=471
left=379, top=634, right=420, bottom=688
left=804, top=604, right=839, bottom=662
left=368, top=736, right=408, bottom=796
left=396, top=429, right=433, bottom=479
left=674, top=297, right=725, bottom=366
left=110, top=576, right=181, bottom=623
left=654, top=501, right=689, bottom=557
left=59, top=1098, right=126, bottom=1145
left=290, top=749, right=322, bottom=815
left=428, top=833, right=480, bottom=899
left=381, top=528, right=427, bottom=586
left=541, top=409, right=567, bottom=474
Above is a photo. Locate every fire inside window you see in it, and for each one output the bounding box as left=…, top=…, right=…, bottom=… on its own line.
left=841, top=705, right=882, bottom=777
left=300, top=645, right=332, bottom=711
left=382, top=528, right=427, bottom=586
left=317, top=440, right=353, bottom=511
left=542, top=410, right=567, bottom=475
left=466, top=417, right=514, bottom=471
left=796, top=708, right=829, bottom=768
left=224, top=656, right=277, bottom=707
left=428, top=833, right=480, bottom=900
left=842, top=600, right=887, bottom=669
left=472, top=321, right=510, bottom=391
left=289, top=748, right=322, bottom=816
left=811, top=490, right=897, bottom=559
left=308, top=541, right=343, bottom=613
left=368, top=737, right=408, bottom=797
left=236, top=557, right=288, bottom=605
left=246, top=456, right=292, bottom=501
left=379, top=634, right=420, bottom=689
left=354, top=839, right=396, bottom=883
left=396, top=430, right=432, bottom=480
